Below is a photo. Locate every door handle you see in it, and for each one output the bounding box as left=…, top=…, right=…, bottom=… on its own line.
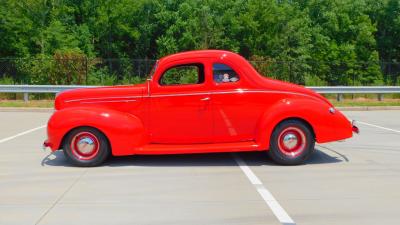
left=200, top=97, right=210, bottom=101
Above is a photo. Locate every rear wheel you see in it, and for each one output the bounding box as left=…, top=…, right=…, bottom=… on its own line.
left=63, top=127, right=110, bottom=167
left=268, top=120, right=315, bottom=165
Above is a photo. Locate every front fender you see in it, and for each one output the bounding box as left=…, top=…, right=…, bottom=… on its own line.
left=47, top=107, right=146, bottom=156
left=256, top=98, right=352, bottom=149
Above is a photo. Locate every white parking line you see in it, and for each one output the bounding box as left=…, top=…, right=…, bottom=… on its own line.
left=0, top=125, right=46, bottom=144
left=233, top=153, right=296, bottom=225
left=358, top=121, right=400, bottom=134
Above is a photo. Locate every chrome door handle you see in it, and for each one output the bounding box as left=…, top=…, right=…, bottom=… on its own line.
left=200, top=97, right=210, bottom=101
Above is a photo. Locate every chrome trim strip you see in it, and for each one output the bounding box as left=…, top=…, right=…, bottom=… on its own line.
left=149, top=90, right=311, bottom=98
left=149, top=92, right=210, bottom=97
left=65, top=96, right=142, bottom=103
left=80, top=99, right=137, bottom=104
left=64, top=90, right=315, bottom=103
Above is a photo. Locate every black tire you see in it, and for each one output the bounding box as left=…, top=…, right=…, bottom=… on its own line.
left=63, top=127, right=110, bottom=167
left=268, top=120, right=315, bottom=165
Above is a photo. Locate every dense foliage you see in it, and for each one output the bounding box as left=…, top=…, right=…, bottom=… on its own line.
left=0, top=0, right=400, bottom=85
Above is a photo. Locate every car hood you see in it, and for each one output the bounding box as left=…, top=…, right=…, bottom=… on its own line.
left=55, top=84, right=146, bottom=110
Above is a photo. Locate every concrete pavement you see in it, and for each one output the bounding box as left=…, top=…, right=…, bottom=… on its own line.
left=0, top=110, right=399, bottom=225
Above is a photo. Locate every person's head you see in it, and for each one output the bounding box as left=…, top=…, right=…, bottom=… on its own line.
left=223, top=73, right=229, bottom=80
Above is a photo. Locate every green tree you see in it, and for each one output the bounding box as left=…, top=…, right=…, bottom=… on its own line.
left=0, top=0, right=398, bottom=86
left=305, top=0, right=382, bottom=85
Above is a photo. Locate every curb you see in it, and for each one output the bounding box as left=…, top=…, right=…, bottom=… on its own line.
left=0, top=107, right=54, bottom=112
left=336, top=106, right=400, bottom=111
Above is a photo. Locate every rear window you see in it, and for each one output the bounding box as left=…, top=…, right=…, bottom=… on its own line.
left=213, top=63, right=240, bottom=83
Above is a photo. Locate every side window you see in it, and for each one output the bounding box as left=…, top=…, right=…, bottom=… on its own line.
left=160, top=63, right=205, bottom=86
left=213, top=63, right=240, bottom=83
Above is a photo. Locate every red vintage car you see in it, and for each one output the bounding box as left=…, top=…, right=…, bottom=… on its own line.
left=44, top=50, right=358, bottom=166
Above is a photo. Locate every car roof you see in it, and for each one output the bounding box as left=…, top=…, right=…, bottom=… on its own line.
left=158, top=50, right=244, bottom=63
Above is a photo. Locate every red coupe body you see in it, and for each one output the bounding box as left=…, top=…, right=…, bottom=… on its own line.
left=45, top=50, right=354, bottom=164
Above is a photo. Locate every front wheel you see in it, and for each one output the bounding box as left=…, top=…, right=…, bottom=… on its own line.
left=268, top=120, right=315, bottom=165
left=63, top=127, right=110, bottom=167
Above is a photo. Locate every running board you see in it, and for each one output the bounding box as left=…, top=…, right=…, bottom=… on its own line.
left=134, top=141, right=261, bottom=155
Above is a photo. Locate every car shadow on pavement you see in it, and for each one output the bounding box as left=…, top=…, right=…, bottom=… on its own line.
left=41, top=147, right=347, bottom=167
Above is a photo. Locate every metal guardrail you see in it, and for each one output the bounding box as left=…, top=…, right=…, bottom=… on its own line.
left=308, top=86, right=400, bottom=101
left=0, top=85, right=399, bottom=102
left=0, top=85, right=99, bottom=101
left=308, top=86, right=400, bottom=94
left=0, top=85, right=98, bottom=93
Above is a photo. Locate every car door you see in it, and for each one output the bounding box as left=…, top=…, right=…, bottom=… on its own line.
left=149, top=61, right=212, bottom=144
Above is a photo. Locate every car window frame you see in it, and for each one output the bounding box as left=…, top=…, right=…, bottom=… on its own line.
left=158, top=63, right=205, bottom=87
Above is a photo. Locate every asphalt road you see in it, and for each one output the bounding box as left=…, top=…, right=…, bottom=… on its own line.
left=0, top=110, right=399, bottom=225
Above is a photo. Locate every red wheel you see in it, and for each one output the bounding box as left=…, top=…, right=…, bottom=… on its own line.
left=269, top=120, right=315, bottom=165
left=63, top=127, right=110, bottom=167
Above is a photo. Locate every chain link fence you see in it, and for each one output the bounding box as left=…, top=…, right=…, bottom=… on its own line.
left=0, top=58, right=157, bottom=86
left=249, top=59, right=400, bottom=86
left=0, top=58, right=400, bottom=86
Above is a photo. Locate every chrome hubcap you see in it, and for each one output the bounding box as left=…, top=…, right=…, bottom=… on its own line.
left=277, top=126, right=307, bottom=158
left=282, top=133, right=298, bottom=149
left=77, top=137, right=95, bottom=154
left=70, top=131, right=100, bottom=161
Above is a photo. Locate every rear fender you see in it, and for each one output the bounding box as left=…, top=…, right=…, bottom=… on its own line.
left=47, top=107, right=145, bottom=156
left=256, top=98, right=334, bottom=149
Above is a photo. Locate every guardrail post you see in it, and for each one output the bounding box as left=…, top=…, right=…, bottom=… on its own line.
left=23, top=93, right=29, bottom=102
left=378, top=93, right=383, bottom=101
left=336, top=94, right=343, bottom=102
